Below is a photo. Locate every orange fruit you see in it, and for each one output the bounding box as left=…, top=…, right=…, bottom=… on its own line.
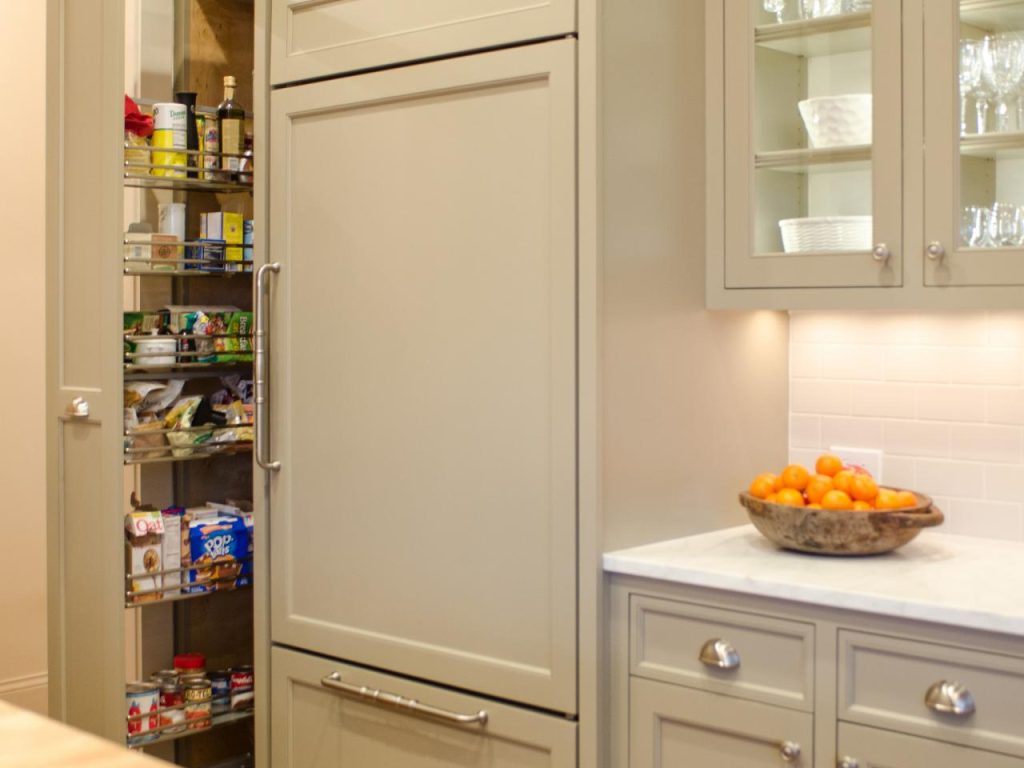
left=806, top=503, right=823, bottom=509
left=851, top=500, right=874, bottom=511
left=821, top=489, right=853, bottom=510
left=780, top=464, right=811, bottom=491
left=775, top=487, right=805, bottom=507
left=815, top=453, right=844, bottom=477
left=850, top=474, right=879, bottom=502
left=749, top=473, right=779, bottom=500
left=773, top=474, right=785, bottom=492
left=805, top=474, right=834, bottom=504
left=894, top=490, right=919, bottom=509
left=833, top=469, right=856, bottom=495
left=765, top=493, right=779, bottom=503
left=874, top=488, right=900, bottom=510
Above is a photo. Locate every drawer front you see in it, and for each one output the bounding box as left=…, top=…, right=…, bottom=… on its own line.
left=630, top=595, right=814, bottom=711
left=838, top=722, right=1024, bottom=768
left=631, top=677, right=813, bottom=768
left=271, top=0, right=576, bottom=85
left=839, top=630, right=1024, bottom=758
left=271, top=645, right=577, bottom=767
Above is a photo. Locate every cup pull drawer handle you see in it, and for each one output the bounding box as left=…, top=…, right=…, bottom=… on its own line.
left=320, top=673, right=488, bottom=726
left=925, top=680, right=976, bottom=717
left=698, top=638, right=740, bottom=670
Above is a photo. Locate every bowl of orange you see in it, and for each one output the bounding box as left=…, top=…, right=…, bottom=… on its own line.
left=741, top=454, right=944, bottom=556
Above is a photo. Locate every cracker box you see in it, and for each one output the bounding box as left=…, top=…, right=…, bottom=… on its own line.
left=125, top=510, right=165, bottom=604
left=160, top=507, right=185, bottom=597
left=187, top=515, right=249, bottom=593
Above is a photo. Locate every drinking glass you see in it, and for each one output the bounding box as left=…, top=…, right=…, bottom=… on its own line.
left=799, top=0, right=842, bottom=18
left=763, top=0, right=785, bottom=23
left=960, top=40, right=984, bottom=135
left=992, top=202, right=1024, bottom=246
left=962, top=205, right=993, bottom=247
left=982, top=35, right=1024, bottom=132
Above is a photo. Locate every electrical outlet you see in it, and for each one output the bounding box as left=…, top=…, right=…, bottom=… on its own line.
left=829, top=446, right=883, bottom=479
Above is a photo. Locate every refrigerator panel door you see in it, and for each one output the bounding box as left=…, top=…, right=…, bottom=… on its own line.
left=271, top=646, right=578, bottom=767
left=267, top=40, right=577, bottom=713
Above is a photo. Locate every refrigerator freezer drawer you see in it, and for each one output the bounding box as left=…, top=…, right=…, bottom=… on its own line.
left=271, top=645, right=577, bottom=767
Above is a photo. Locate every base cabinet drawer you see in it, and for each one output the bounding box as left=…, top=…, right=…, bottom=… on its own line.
left=630, top=676, right=813, bottom=767
left=271, top=645, right=577, bottom=767
left=839, top=631, right=1024, bottom=758
left=270, top=0, right=576, bottom=84
left=838, top=722, right=1024, bottom=768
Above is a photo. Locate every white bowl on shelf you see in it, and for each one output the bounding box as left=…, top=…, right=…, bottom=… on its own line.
left=798, top=94, right=872, bottom=148
left=779, top=215, right=872, bottom=253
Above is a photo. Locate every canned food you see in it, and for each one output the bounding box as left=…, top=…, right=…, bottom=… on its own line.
left=210, top=670, right=231, bottom=715
left=126, top=682, right=159, bottom=742
left=202, top=121, right=221, bottom=181
left=150, top=669, right=179, bottom=684
left=183, top=678, right=212, bottom=730
left=230, top=665, right=254, bottom=711
left=159, top=682, right=186, bottom=735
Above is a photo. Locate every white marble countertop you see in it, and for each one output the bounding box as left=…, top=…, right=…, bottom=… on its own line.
left=604, top=525, right=1024, bottom=637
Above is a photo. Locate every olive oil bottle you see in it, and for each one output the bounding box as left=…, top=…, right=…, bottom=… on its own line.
left=217, top=75, right=245, bottom=180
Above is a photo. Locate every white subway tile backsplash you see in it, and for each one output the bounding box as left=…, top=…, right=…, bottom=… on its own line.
left=914, top=459, right=986, bottom=498
left=883, top=420, right=951, bottom=458
left=950, top=424, right=1023, bottom=463
left=850, top=382, right=917, bottom=418
left=791, top=380, right=851, bottom=416
left=790, top=311, right=1024, bottom=542
left=821, top=416, right=884, bottom=450
left=915, top=384, right=987, bottom=423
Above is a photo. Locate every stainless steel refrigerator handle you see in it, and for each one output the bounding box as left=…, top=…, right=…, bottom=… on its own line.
left=320, top=673, right=489, bottom=726
left=255, top=262, right=282, bottom=472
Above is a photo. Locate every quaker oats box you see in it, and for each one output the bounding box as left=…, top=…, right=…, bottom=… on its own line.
left=160, top=507, right=186, bottom=597
left=126, top=510, right=165, bottom=604
left=187, top=515, right=249, bottom=593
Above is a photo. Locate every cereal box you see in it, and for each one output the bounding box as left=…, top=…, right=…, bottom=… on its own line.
left=126, top=510, right=165, bottom=604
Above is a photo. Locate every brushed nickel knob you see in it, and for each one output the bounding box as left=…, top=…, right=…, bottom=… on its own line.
left=779, top=740, right=801, bottom=763
left=872, top=243, right=891, bottom=262
left=925, top=680, right=975, bottom=717
left=67, top=397, right=90, bottom=418
left=926, top=241, right=945, bottom=260
left=698, top=638, right=740, bottom=670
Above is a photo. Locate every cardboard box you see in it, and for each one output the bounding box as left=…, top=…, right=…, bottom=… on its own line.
left=201, top=212, right=244, bottom=272
left=125, top=510, right=164, bottom=604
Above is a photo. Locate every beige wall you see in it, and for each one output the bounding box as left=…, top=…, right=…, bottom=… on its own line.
left=0, top=2, right=49, bottom=714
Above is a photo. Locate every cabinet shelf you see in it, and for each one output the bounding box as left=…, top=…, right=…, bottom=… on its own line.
left=755, top=11, right=870, bottom=57
left=124, top=442, right=252, bottom=466
left=755, top=145, right=871, bottom=173
left=124, top=173, right=252, bottom=195
left=960, top=0, right=1024, bottom=34
left=128, top=709, right=254, bottom=750
left=124, top=361, right=252, bottom=377
left=960, top=131, right=1024, bottom=160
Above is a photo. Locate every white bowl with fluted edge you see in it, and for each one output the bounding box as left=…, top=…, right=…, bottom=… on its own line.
left=798, top=94, right=872, bottom=148
left=779, top=216, right=872, bottom=253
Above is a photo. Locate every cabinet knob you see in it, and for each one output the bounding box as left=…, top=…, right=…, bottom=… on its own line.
left=926, top=241, right=946, bottom=261
left=838, top=758, right=860, bottom=768
left=872, top=243, right=891, bottom=263
left=779, top=740, right=801, bottom=763
left=698, top=638, right=740, bottom=670
left=925, top=680, right=975, bottom=717
left=66, top=397, right=90, bottom=418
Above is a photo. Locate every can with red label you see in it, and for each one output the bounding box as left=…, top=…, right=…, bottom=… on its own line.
left=229, top=665, right=254, bottom=711
left=159, top=681, right=186, bottom=735
left=126, top=682, right=159, bottom=743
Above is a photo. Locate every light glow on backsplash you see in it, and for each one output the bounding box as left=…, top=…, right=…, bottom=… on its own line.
left=789, top=311, right=1024, bottom=542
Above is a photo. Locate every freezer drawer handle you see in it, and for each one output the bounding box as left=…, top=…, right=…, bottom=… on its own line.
left=255, top=262, right=282, bottom=471
left=320, top=672, right=489, bottom=726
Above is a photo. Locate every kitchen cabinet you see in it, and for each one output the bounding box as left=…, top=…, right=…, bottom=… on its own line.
left=602, top=528, right=1024, bottom=768
left=266, top=39, right=578, bottom=713
left=270, top=646, right=576, bottom=767
left=270, top=0, right=576, bottom=85
left=707, top=0, right=1024, bottom=308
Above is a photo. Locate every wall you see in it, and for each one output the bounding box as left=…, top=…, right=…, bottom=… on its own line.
left=601, top=0, right=790, bottom=551
left=0, top=3, right=49, bottom=713
left=790, top=311, right=1024, bottom=541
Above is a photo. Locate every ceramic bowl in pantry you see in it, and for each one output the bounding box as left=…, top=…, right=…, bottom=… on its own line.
left=779, top=215, right=872, bottom=253
left=798, top=94, right=872, bottom=148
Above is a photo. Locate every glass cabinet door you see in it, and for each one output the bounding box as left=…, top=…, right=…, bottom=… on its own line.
left=924, top=0, right=1024, bottom=287
left=721, top=0, right=902, bottom=289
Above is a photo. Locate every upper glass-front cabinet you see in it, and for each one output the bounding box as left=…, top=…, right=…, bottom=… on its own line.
left=720, top=0, right=902, bottom=289
left=925, top=0, right=1024, bottom=286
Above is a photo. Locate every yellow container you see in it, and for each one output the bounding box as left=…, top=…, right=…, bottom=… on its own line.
left=151, top=128, right=186, bottom=178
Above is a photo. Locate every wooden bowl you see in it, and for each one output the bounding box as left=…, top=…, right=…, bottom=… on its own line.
left=739, top=491, right=944, bottom=556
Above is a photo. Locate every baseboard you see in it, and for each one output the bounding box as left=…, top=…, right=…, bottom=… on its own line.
left=0, top=672, right=48, bottom=715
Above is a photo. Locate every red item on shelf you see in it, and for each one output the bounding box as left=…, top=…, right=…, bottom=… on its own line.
left=173, top=652, right=206, bottom=671
left=124, top=94, right=154, bottom=137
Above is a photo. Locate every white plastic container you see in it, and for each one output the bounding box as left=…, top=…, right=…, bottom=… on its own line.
left=134, top=335, right=178, bottom=366
left=778, top=215, right=872, bottom=253
left=798, top=94, right=872, bottom=148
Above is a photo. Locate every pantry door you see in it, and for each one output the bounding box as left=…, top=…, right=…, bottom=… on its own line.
left=266, top=39, right=577, bottom=714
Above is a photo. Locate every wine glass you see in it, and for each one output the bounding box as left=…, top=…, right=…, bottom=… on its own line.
left=764, top=0, right=785, bottom=23
left=960, top=40, right=984, bottom=135
left=991, top=202, right=1024, bottom=245
left=983, top=35, right=1024, bottom=132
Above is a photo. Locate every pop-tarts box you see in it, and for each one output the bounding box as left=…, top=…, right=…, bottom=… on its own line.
left=187, top=515, right=249, bottom=592
left=206, top=500, right=253, bottom=586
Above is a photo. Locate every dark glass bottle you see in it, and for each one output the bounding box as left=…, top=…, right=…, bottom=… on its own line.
left=217, top=75, right=245, bottom=180
left=174, top=91, right=199, bottom=178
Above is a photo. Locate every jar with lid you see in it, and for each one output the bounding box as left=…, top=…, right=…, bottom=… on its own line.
left=174, top=652, right=207, bottom=683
